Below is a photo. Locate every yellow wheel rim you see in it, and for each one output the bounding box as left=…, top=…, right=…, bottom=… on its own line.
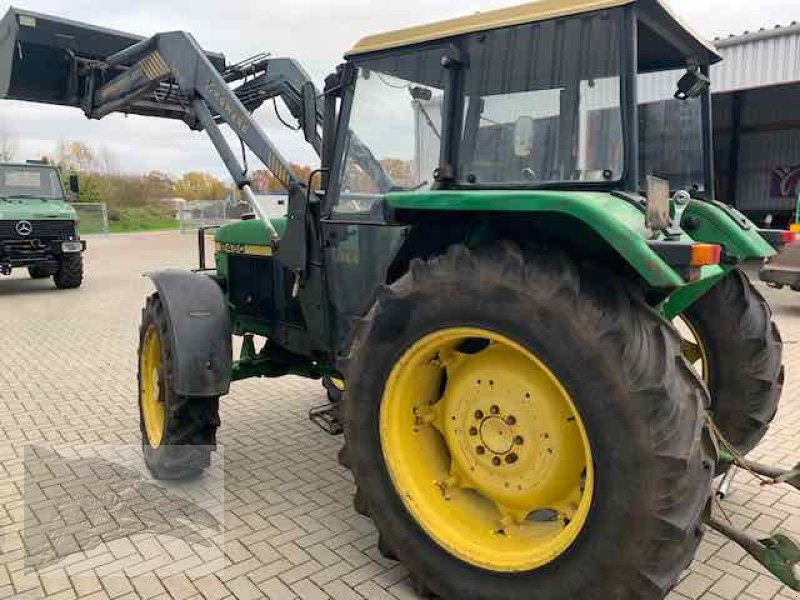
left=140, top=325, right=165, bottom=448
left=380, top=327, right=594, bottom=572
left=675, top=316, right=709, bottom=382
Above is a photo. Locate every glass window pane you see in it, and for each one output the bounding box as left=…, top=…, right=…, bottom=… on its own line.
left=459, top=13, right=624, bottom=186
left=337, top=48, right=446, bottom=213
left=638, top=70, right=704, bottom=192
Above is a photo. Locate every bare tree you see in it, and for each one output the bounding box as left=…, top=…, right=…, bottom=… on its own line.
left=57, top=140, right=95, bottom=172
left=98, top=145, right=117, bottom=174
left=0, top=120, right=18, bottom=162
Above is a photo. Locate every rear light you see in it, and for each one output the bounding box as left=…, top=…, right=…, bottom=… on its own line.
left=689, top=244, right=721, bottom=267
left=779, top=230, right=799, bottom=244
left=790, top=223, right=800, bottom=233
left=647, top=240, right=723, bottom=283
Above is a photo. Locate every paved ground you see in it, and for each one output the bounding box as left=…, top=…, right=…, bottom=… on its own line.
left=0, top=230, right=797, bottom=600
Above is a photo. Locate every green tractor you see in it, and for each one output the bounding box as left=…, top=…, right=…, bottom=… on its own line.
left=3, top=1, right=798, bottom=597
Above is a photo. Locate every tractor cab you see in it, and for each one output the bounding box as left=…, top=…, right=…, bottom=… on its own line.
left=326, top=0, right=721, bottom=211
left=318, top=0, right=736, bottom=352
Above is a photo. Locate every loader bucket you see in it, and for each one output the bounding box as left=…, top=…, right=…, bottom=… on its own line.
left=0, top=7, right=225, bottom=108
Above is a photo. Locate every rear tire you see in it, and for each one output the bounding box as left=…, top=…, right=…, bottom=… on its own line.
left=682, top=269, right=783, bottom=457
left=138, top=293, right=220, bottom=480
left=53, top=254, right=84, bottom=289
left=344, top=243, right=715, bottom=600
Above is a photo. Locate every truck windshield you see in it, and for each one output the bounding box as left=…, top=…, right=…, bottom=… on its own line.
left=0, top=165, right=64, bottom=200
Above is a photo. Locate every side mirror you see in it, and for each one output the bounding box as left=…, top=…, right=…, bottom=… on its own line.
left=674, top=67, right=710, bottom=100
left=68, top=174, right=79, bottom=197
left=513, top=116, right=535, bottom=158
left=301, top=81, right=318, bottom=145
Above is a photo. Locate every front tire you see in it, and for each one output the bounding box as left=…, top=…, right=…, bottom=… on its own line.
left=53, top=254, right=84, bottom=289
left=680, top=269, right=783, bottom=457
left=344, top=243, right=715, bottom=600
left=138, top=293, right=220, bottom=479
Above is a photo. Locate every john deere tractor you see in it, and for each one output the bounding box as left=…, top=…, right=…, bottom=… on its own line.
left=3, top=1, right=797, bottom=597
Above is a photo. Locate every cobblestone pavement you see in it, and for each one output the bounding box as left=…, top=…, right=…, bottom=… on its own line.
left=0, top=231, right=798, bottom=600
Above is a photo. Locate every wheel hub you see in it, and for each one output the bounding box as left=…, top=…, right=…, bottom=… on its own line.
left=478, top=414, right=515, bottom=456
left=380, top=327, right=595, bottom=572
left=441, top=352, right=577, bottom=516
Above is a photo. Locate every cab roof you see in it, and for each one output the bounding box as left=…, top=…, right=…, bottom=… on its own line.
left=346, top=0, right=721, bottom=67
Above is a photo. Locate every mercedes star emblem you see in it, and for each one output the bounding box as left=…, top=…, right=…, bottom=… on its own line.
left=15, top=220, right=33, bottom=236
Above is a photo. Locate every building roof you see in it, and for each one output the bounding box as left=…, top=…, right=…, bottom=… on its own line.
left=346, top=0, right=718, bottom=60
left=711, top=21, right=800, bottom=94
left=713, top=21, right=800, bottom=48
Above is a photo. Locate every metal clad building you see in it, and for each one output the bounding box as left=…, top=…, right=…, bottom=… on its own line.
left=710, top=23, right=800, bottom=224
left=713, top=25, right=800, bottom=93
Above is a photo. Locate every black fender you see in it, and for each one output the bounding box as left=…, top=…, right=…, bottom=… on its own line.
left=147, top=269, right=232, bottom=397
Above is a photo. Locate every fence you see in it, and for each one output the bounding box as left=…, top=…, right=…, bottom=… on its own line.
left=179, top=200, right=240, bottom=233
left=73, top=202, right=109, bottom=235
left=178, top=195, right=288, bottom=233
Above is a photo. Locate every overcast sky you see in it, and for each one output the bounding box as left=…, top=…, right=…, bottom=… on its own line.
left=0, top=0, right=796, bottom=180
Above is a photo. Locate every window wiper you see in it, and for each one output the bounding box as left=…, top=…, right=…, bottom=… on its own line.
left=7, top=193, right=48, bottom=199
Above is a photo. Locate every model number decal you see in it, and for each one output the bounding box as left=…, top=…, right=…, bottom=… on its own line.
left=218, top=242, right=246, bottom=254
left=215, top=242, right=272, bottom=257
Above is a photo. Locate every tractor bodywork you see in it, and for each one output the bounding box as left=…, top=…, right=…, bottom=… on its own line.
left=2, top=1, right=797, bottom=594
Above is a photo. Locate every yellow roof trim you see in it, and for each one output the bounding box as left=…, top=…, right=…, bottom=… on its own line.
left=346, top=0, right=633, bottom=57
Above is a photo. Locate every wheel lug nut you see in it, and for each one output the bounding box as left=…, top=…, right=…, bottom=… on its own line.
left=474, top=410, right=484, bottom=420
left=476, top=446, right=486, bottom=455
left=490, top=405, right=500, bottom=415
left=514, top=435, right=524, bottom=445
left=469, top=426, right=478, bottom=436
left=492, top=457, right=502, bottom=466
left=505, top=453, right=518, bottom=464
left=506, top=416, right=516, bottom=426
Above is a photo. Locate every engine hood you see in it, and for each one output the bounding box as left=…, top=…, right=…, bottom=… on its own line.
left=0, top=197, right=76, bottom=221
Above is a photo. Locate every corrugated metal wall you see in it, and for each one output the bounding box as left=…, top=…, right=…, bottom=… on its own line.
left=713, top=83, right=800, bottom=216
left=711, top=26, right=800, bottom=219
left=713, top=25, right=800, bottom=94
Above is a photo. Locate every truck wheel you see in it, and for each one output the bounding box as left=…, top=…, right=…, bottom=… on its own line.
left=138, top=293, right=220, bottom=480
left=53, top=254, right=84, bottom=289
left=344, top=243, right=715, bottom=600
left=678, top=269, right=783, bottom=457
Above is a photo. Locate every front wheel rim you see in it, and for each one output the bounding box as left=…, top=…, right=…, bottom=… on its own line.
left=380, top=327, right=594, bottom=572
left=140, top=325, right=165, bottom=448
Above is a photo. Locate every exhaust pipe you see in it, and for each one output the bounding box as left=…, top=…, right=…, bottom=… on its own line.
left=716, top=467, right=736, bottom=499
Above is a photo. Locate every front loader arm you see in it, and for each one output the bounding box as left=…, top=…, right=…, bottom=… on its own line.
left=0, top=8, right=321, bottom=253
left=83, top=32, right=322, bottom=187
left=83, top=32, right=312, bottom=240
